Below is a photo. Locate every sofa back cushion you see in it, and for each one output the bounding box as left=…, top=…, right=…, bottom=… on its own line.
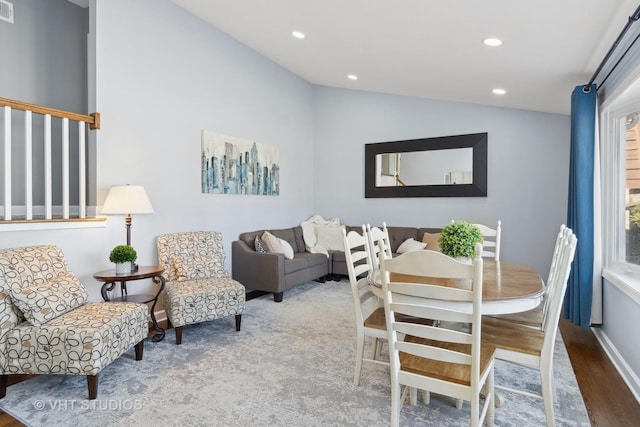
left=157, top=231, right=229, bottom=282
left=239, top=227, right=306, bottom=254
left=0, top=245, right=70, bottom=337
left=385, top=227, right=421, bottom=253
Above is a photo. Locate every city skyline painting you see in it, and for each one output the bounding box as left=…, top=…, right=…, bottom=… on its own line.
left=201, top=130, right=280, bottom=195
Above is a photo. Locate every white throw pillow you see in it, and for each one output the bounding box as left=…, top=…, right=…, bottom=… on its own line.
left=278, top=238, right=295, bottom=260
left=261, top=231, right=283, bottom=254
left=397, top=238, right=427, bottom=254
left=316, top=224, right=344, bottom=251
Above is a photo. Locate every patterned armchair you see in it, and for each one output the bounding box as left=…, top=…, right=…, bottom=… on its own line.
left=0, top=245, right=148, bottom=400
left=156, top=231, right=246, bottom=345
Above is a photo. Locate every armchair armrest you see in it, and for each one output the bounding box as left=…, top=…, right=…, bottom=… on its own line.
left=232, top=240, right=285, bottom=293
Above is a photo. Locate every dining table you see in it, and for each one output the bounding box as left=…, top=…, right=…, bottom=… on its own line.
left=369, top=260, right=545, bottom=315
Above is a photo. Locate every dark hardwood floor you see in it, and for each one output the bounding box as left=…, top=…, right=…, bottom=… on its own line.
left=0, top=319, right=638, bottom=426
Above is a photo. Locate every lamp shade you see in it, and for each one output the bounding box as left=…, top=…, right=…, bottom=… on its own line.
left=101, top=185, right=154, bottom=215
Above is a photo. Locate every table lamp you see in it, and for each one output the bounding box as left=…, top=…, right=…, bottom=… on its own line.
left=101, top=185, right=154, bottom=246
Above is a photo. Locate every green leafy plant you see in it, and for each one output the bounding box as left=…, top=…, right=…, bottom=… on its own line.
left=109, top=245, right=137, bottom=264
left=438, top=221, right=483, bottom=259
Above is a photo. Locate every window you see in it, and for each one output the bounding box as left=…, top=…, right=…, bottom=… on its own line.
left=602, top=80, right=640, bottom=299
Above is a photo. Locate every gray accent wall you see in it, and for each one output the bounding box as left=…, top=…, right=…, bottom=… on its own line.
left=312, top=86, right=571, bottom=276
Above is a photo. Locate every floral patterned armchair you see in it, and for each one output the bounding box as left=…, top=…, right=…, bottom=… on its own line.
left=156, top=231, right=246, bottom=345
left=0, top=245, right=148, bottom=400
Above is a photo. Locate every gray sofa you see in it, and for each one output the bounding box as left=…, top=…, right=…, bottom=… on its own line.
left=232, top=224, right=444, bottom=302
left=232, top=226, right=329, bottom=302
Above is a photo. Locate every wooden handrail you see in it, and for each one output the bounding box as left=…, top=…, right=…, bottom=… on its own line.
left=0, top=97, right=100, bottom=130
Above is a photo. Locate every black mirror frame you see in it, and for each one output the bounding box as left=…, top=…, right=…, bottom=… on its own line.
left=364, top=132, right=488, bottom=198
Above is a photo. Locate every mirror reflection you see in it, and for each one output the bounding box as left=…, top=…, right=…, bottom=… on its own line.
left=376, top=148, right=473, bottom=187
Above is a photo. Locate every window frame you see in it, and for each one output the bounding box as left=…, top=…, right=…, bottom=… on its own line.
left=602, top=95, right=640, bottom=304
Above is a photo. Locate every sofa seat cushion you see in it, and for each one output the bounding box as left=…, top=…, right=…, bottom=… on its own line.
left=284, top=257, right=309, bottom=275
left=9, top=272, right=88, bottom=326
left=163, top=278, right=246, bottom=328
left=297, top=252, right=328, bottom=269
left=330, top=250, right=346, bottom=265
left=1, top=302, right=148, bottom=376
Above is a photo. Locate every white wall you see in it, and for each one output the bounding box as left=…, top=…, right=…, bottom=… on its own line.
left=312, top=87, right=571, bottom=276
left=598, top=281, right=640, bottom=400
left=2, top=0, right=316, bottom=301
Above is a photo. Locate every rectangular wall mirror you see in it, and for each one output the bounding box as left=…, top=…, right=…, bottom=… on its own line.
left=364, top=132, right=488, bottom=198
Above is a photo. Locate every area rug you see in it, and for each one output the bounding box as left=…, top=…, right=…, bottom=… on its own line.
left=0, top=280, right=590, bottom=426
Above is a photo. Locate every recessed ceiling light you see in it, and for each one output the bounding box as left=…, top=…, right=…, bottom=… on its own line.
left=347, top=74, right=358, bottom=81
left=292, top=31, right=305, bottom=39
left=483, top=38, right=503, bottom=47
left=493, top=88, right=506, bottom=95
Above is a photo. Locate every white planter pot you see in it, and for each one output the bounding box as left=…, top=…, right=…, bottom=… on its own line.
left=115, top=262, right=132, bottom=275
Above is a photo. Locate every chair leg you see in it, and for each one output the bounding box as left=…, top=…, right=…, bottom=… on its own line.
left=87, top=374, right=98, bottom=400
left=541, top=362, right=556, bottom=427
left=369, top=338, right=378, bottom=360
left=274, top=292, right=284, bottom=302
left=409, top=387, right=418, bottom=405
left=235, top=314, right=242, bottom=331
left=354, top=330, right=365, bottom=386
left=0, top=375, right=7, bottom=399
left=135, top=340, right=144, bottom=361
left=487, top=367, right=495, bottom=427
left=175, top=326, right=183, bottom=345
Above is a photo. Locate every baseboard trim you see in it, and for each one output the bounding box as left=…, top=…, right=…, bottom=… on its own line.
left=592, top=327, right=640, bottom=404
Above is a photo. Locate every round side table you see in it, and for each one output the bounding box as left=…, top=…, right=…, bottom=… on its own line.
left=93, top=265, right=166, bottom=342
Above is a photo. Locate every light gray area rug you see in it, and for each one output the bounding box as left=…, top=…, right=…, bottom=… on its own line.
left=0, top=280, right=589, bottom=426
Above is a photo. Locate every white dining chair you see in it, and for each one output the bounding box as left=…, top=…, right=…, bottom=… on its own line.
left=341, top=226, right=388, bottom=385
left=364, top=222, right=393, bottom=271
left=380, top=243, right=496, bottom=427
left=488, top=224, right=571, bottom=331
left=473, top=220, right=501, bottom=261
left=481, top=233, right=577, bottom=427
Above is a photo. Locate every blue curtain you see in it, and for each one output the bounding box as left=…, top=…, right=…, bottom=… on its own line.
left=564, top=84, right=596, bottom=329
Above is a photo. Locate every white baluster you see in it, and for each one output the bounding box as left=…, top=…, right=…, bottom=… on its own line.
left=24, top=110, right=33, bottom=220
left=3, top=106, right=11, bottom=220
left=78, top=121, right=86, bottom=218
left=62, top=117, right=69, bottom=219
left=44, top=114, right=52, bottom=219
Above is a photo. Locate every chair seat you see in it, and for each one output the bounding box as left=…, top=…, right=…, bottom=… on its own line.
left=401, top=335, right=496, bottom=386
left=164, top=277, right=245, bottom=328
left=363, top=307, right=386, bottom=330
left=481, top=316, right=544, bottom=357
left=3, top=302, right=148, bottom=376
left=485, top=307, right=543, bottom=329
left=364, top=308, right=436, bottom=331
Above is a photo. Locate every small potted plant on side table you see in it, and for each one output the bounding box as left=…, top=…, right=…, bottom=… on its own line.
left=439, top=220, right=483, bottom=263
left=109, top=245, right=137, bottom=275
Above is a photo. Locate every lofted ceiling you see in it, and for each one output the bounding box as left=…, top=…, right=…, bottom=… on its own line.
left=170, top=0, right=640, bottom=115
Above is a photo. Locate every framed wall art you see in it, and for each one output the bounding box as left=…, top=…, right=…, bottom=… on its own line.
left=201, top=130, right=280, bottom=195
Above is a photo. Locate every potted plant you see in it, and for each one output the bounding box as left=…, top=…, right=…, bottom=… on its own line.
left=109, top=245, right=137, bottom=275
left=438, top=221, right=483, bottom=261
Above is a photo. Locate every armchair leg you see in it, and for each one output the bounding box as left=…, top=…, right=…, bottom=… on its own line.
left=135, top=340, right=144, bottom=361
left=87, top=374, right=98, bottom=400
left=175, top=326, right=183, bottom=345
left=235, top=314, right=242, bottom=331
left=0, top=374, right=7, bottom=399
left=274, top=292, right=284, bottom=302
